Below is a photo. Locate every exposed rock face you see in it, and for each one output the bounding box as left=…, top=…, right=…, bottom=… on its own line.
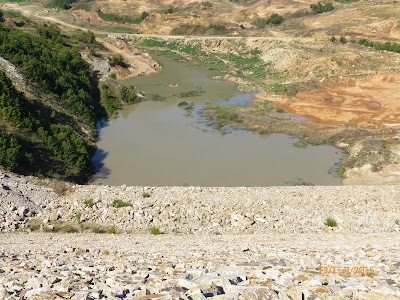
left=0, top=56, right=24, bottom=82
left=80, top=53, right=111, bottom=75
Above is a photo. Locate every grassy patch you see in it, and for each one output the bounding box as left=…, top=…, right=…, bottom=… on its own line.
left=27, top=220, right=41, bottom=231
left=91, top=226, right=106, bottom=234
left=270, top=83, right=290, bottom=94
left=179, top=89, right=204, bottom=98
left=153, top=49, right=187, bottom=61
left=214, top=106, right=241, bottom=122
left=84, top=198, right=95, bottom=208
left=106, top=227, right=117, bottom=234
left=142, top=192, right=151, bottom=198
left=150, top=226, right=160, bottom=235
left=149, top=94, right=167, bottom=101
left=76, top=213, right=82, bottom=224
left=140, top=39, right=168, bottom=48
left=43, top=222, right=80, bottom=233
left=112, top=199, right=131, bottom=208
left=294, top=139, right=308, bottom=148
left=338, top=158, right=356, bottom=178
left=324, top=217, right=338, bottom=227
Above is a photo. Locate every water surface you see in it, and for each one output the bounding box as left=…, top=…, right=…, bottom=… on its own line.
left=93, top=58, right=344, bottom=186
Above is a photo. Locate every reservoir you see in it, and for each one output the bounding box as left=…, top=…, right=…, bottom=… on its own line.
left=92, top=57, right=345, bottom=186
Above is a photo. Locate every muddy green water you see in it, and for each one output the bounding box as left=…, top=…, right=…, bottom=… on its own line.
left=93, top=58, right=345, bottom=186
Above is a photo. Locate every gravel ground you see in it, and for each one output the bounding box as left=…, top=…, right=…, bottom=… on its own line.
left=0, top=233, right=399, bottom=299
left=0, top=170, right=399, bottom=299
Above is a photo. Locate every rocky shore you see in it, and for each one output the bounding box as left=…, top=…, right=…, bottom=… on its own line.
left=0, top=170, right=399, bottom=299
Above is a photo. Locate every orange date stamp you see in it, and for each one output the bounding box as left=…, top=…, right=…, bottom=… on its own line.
left=318, top=266, right=375, bottom=276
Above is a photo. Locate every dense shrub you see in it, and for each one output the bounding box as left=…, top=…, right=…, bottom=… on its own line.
left=97, top=9, right=148, bottom=24
left=119, top=85, right=139, bottom=103
left=74, top=30, right=96, bottom=44
left=255, top=14, right=284, bottom=28
left=49, top=0, right=76, bottom=10
left=37, top=24, right=64, bottom=43
left=310, top=2, right=334, bottom=14
left=109, top=54, right=125, bottom=67
left=330, top=36, right=400, bottom=54
left=267, top=13, right=284, bottom=25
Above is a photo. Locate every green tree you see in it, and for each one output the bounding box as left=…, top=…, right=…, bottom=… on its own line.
left=140, top=11, right=149, bottom=20
left=0, top=128, right=21, bottom=171
left=110, top=54, right=125, bottom=67
left=119, top=85, right=138, bottom=103
left=310, top=2, right=334, bottom=14
left=267, top=13, right=283, bottom=25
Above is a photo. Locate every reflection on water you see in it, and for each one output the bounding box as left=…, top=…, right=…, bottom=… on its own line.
left=92, top=58, right=345, bottom=186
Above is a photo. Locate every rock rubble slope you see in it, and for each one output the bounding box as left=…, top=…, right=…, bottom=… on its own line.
left=1, top=170, right=399, bottom=234
left=0, top=233, right=399, bottom=299
left=0, top=170, right=399, bottom=299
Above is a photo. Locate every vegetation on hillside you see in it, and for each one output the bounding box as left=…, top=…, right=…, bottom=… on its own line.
left=0, top=21, right=141, bottom=181
left=331, top=36, right=400, bottom=54
left=97, top=9, right=149, bottom=24
left=170, top=23, right=228, bottom=36
left=0, top=25, right=103, bottom=126
left=0, top=70, right=93, bottom=179
left=310, top=2, right=334, bottom=14
left=254, top=13, right=284, bottom=29
left=49, top=0, right=77, bottom=10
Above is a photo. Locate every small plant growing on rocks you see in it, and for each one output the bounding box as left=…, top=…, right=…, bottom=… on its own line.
left=142, top=192, right=151, bottom=198
left=112, top=199, right=131, bottom=208
left=84, top=199, right=95, bottom=208
left=64, top=225, right=79, bottom=233
left=324, top=217, right=338, bottom=227
left=92, top=226, right=106, bottom=234
left=76, top=213, right=82, bottom=224
left=27, top=220, right=41, bottom=232
left=150, top=227, right=160, bottom=235
left=106, top=227, right=117, bottom=234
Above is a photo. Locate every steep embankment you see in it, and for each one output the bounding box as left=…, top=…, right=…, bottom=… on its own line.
left=1, top=170, right=399, bottom=234
left=0, top=170, right=399, bottom=299
left=0, top=22, right=107, bottom=182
